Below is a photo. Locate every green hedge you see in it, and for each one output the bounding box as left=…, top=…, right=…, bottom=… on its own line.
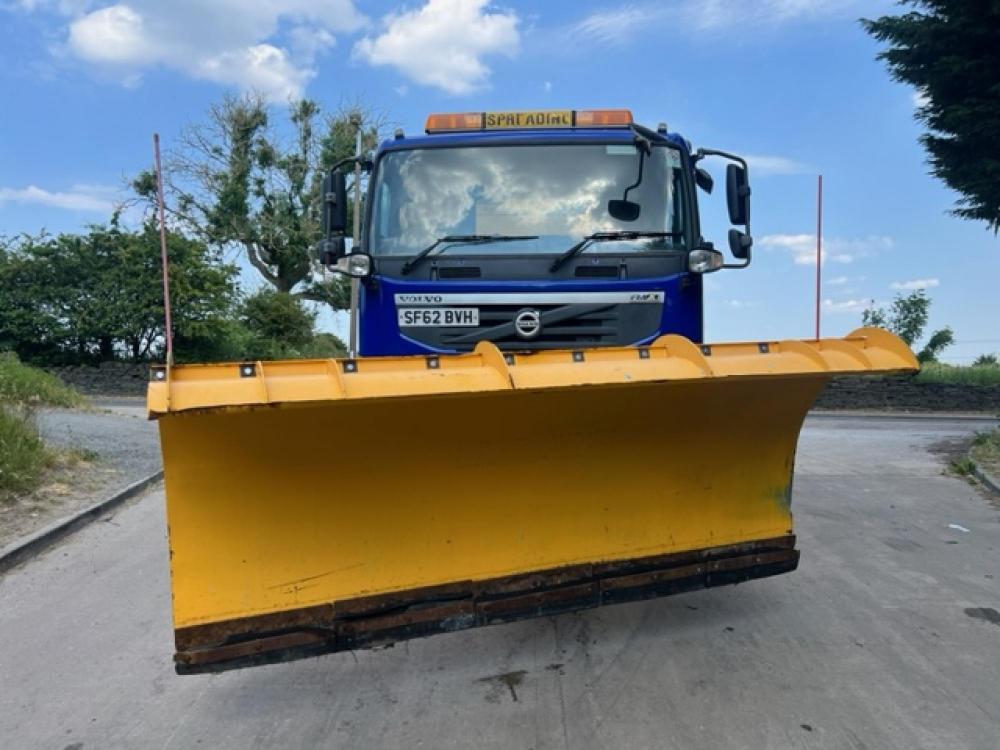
left=0, top=352, right=86, bottom=407
left=915, top=362, right=1000, bottom=386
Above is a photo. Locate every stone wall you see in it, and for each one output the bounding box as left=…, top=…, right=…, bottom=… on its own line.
left=816, top=375, right=1000, bottom=413
left=47, top=362, right=149, bottom=396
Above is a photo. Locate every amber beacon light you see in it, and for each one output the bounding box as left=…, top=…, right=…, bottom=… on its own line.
left=425, top=109, right=634, bottom=133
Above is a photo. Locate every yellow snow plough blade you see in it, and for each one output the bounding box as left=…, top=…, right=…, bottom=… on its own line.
left=148, top=327, right=915, bottom=673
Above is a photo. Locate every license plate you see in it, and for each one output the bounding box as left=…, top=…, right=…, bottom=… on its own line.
left=398, top=308, right=479, bottom=327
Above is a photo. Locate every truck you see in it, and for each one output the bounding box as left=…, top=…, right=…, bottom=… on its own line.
left=148, top=109, right=917, bottom=673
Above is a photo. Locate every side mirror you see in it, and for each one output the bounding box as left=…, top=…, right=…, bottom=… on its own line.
left=322, top=169, right=348, bottom=237
left=726, top=164, right=750, bottom=225
left=607, top=199, right=641, bottom=222
left=728, top=229, right=752, bottom=260
left=694, top=147, right=752, bottom=269
left=695, top=168, right=714, bottom=194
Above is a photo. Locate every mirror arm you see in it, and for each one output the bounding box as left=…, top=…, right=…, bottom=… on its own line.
left=697, top=147, right=752, bottom=268
left=329, top=155, right=373, bottom=173
left=622, top=149, right=645, bottom=201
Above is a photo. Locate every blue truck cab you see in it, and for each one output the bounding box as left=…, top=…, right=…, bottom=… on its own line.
left=318, top=109, right=752, bottom=357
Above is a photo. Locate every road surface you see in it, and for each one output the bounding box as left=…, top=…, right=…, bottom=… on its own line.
left=1, top=415, right=998, bottom=749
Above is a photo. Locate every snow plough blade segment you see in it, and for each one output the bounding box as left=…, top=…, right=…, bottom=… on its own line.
left=148, top=327, right=916, bottom=673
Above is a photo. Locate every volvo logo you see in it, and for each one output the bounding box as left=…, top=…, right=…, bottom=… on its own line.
left=514, top=309, right=542, bottom=339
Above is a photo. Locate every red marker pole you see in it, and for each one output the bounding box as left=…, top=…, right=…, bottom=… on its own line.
left=815, top=174, right=823, bottom=340
left=154, top=133, right=174, bottom=366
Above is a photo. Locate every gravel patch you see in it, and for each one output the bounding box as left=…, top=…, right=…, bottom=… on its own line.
left=37, top=406, right=159, bottom=479
left=0, top=404, right=160, bottom=548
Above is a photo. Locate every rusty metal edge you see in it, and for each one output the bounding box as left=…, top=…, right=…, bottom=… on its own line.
left=0, top=470, right=164, bottom=575
left=175, top=537, right=798, bottom=675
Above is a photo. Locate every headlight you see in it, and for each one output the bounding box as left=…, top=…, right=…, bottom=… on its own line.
left=688, top=247, right=724, bottom=274
left=335, top=253, right=372, bottom=278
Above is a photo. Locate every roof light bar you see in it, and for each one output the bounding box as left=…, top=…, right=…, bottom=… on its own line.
left=424, top=112, right=484, bottom=133
left=424, top=109, right=634, bottom=133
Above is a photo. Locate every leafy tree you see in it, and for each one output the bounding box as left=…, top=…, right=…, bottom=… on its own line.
left=134, top=95, right=384, bottom=309
left=917, top=326, right=954, bottom=363
left=862, top=289, right=927, bottom=345
left=862, top=289, right=954, bottom=363
left=0, top=221, right=240, bottom=364
left=310, top=333, right=348, bottom=358
left=239, top=289, right=345, bottom=360
left=0, top=235, right=65, bottom=358
left=862, top=2, right=1000, bottom=231
left=241, top=289, right=315, bottom=355
left=973, top=353, right=999, bottom=367
left=860, top=305, right=889, bottom=330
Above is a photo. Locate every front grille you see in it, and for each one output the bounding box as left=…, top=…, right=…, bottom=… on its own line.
left=398, top=300, right=663, bottom=352
left=439, top=303, right=620, bottom=350
left=575, top=266, right=618, bottom=278
left=438, top=266, right=481, bottom=279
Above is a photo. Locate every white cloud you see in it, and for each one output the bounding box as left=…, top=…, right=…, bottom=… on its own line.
left=912, top=89, right=930, bottom=109
left=890, top=277, right=939, bottom=291
left=822, top=297, right=872, bottom=314
left=569, top=1, right=880, bottom=44
left=826, top=275, right=849, bottom=286
left=745, top=154, right=810, bottom=176
left=760, top=233, right=893, bottom=266
left=687, top=0, right=873, bottom=29
left=0, top=184, right=116, bottom=212
left=38, top=1, right=366, bottom=102
left=567, top=4, right=648, bottom=46
left=195, top=44, right=311, bottom=101
left=353, top=0, right=519, bottom=95
left=286, top=25, right=336, bottom=64
left=68, top=4, right=147, bottom=63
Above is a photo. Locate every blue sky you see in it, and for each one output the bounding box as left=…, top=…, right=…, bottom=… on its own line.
left=1, top=0, right=997, bottom=361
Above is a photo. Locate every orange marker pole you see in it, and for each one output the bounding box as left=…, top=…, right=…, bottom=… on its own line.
left=815, top=174, right=823, bottom=340
left=154, top=133, right=174, bottom=367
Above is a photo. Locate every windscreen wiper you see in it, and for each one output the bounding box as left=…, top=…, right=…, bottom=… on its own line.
left=549, top=231, right=682, bottom=272
left=400, top=234, right=539, bottom=275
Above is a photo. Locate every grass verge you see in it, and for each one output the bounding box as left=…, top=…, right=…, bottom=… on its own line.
left=970, top=430, right=1000, bottom=479
left=0, top=352, right=87, bottom=502
left=916, top=362, right=1000, bottom=386
left=0, top=406, right=53, bottom=502
left=0, top=352, right=86, bottom=408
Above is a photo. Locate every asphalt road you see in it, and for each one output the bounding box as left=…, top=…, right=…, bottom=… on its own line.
left=1, top=415, right=998, bottom=750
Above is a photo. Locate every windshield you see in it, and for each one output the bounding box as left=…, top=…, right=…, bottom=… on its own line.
left=369, top=143, right=687, bottom=257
